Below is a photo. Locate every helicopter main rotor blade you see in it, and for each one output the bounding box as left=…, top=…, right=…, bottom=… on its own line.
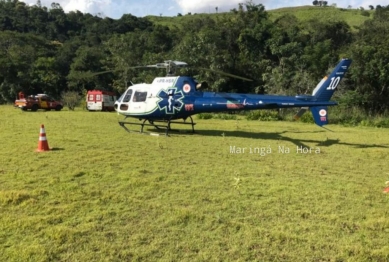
left=198, top=68, right=253, bottom=81
left=90, top=60, right=252, bottom=81
left=92, top=66, right=157, bottom=76
left=132, top=65, right=159, bottom=69
left=92, top=70, right=116, bottom=76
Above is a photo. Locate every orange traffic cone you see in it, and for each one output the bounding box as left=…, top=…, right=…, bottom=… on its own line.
left=36, top=124, right=50, bottom=152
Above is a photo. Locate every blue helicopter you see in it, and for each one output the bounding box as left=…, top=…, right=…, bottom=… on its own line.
left=114, top=59, right=351, bottom=135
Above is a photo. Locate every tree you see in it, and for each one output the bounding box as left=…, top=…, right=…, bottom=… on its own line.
left=67, top=45, right=110, bottom=91
left=0, top=31, right=52, bottom=101
left=346, top=7, right=389, bottom=113
left=30, top=57, right=61, bottom=96
left=312, top=0, right=318, bottom=6
left=103, top=31, right=152, bottom=92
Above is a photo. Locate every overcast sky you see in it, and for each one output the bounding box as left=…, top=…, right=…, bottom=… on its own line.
left=21, top=0, right=384, bottom=19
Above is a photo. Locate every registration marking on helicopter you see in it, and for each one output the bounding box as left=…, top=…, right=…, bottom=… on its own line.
left=153, top=77, right=177, bottom=86
left=155, top=78, right=175, bottom=84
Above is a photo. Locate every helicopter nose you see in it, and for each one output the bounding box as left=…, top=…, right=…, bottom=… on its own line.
left=114, top=101, right=129, bottom=112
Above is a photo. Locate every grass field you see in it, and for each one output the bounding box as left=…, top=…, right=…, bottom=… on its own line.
left=1, top=105, right=389, bottom=261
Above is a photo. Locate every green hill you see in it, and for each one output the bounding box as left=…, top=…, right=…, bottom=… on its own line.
left=269, top=6, right=372, bottom=29
left=147, top=5, right=372, bottom=31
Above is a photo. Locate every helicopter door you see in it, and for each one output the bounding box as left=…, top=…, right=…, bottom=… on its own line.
left=130, top=90, right=148, bottom=114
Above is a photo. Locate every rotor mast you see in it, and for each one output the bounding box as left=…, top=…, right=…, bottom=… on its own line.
left=155, top=60, right=188, bottom=76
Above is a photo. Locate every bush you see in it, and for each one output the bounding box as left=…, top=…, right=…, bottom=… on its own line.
left=299, top=112, right=314, bottom=123
left=370, top=117, right=389, bottom=128
left=246, top=110, right=281, bottom=121
left=197, top=113, right=213, bottom=119
left=197, top=113, right=238, bottom=120
left=195, top=108, right=389, bottom=128
left=62, top=91, right=82, bottom=111
left=213, top=113, right=237, bottom=120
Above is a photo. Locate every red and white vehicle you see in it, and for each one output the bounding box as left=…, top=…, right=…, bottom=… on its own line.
left=86, top=90, right=117, bottom=111
left=14, top=92, right=63, bottom=111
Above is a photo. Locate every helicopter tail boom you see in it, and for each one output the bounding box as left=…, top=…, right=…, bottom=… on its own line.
left=312, top=58, right=351, bottom=101
left=294, top=58, right=351, bottom=126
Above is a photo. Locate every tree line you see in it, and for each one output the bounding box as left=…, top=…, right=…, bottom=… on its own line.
left=0, top=0, right=388, bottom=115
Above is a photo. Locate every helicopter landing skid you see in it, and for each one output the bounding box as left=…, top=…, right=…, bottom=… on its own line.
left=118, top=116, right=196, bottom=136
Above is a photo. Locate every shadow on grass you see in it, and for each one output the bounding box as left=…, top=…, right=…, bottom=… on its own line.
left=195, top=129, right=389, bottom=149
left=51, top=147, right=65, bottom=151
left=131, top=124, right=388, bottom=149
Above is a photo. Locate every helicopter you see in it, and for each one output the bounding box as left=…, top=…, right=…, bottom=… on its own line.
left=114, top=59, right=352, bottom=135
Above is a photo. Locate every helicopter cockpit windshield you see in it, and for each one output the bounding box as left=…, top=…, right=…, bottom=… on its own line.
left=115, top=88, right=133, bottom=111
left=122, top=89, right=133, bottom=103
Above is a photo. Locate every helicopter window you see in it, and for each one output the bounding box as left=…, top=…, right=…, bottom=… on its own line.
left=133, top=91, right=148, bottom=102
left=117, top=93, right=124, bottom=102
left=122, top=89, right=133, bottom=103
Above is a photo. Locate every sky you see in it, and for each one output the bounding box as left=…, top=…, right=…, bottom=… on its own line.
left=21, top=0, right=384, bottom=19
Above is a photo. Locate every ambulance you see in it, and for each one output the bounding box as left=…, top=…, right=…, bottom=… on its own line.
left=86, top=90, right=117, bottom=111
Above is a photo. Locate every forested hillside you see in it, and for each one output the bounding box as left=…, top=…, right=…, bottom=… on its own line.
left=0, top=1, right=388, bottom=115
